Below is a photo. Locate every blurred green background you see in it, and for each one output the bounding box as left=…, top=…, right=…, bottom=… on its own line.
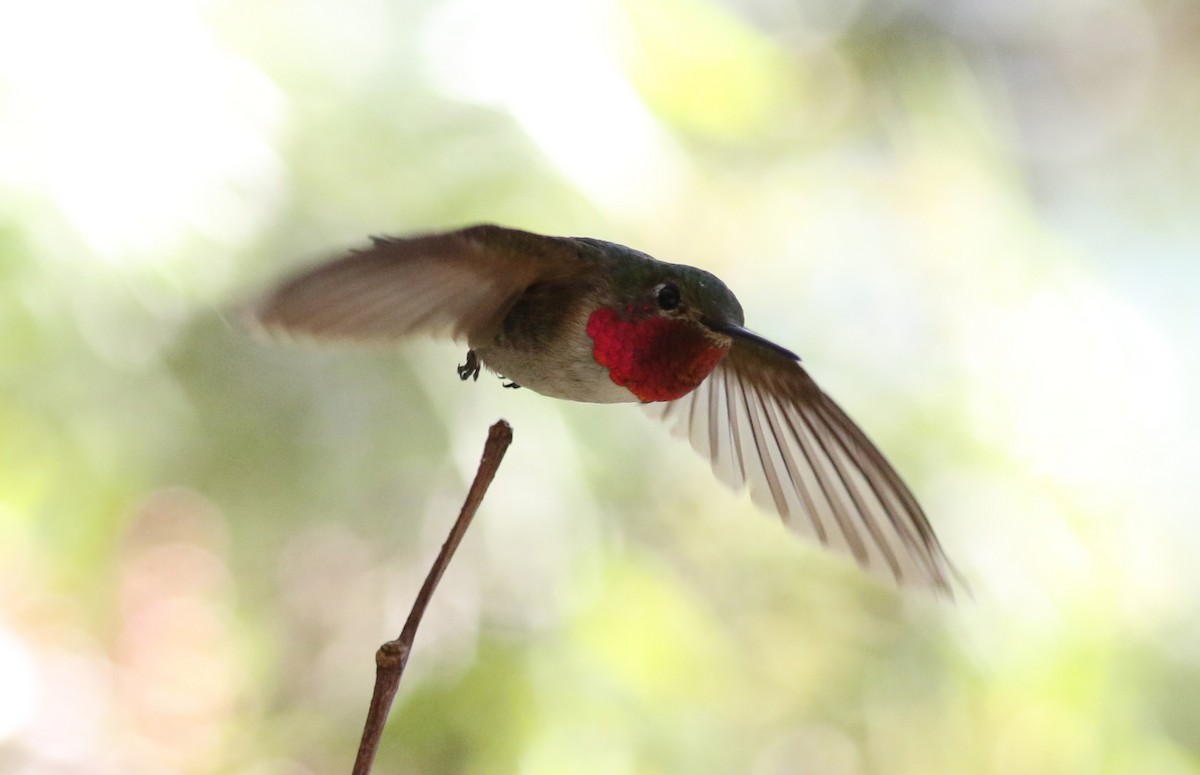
left=3, top=0, right=1199, bottom=772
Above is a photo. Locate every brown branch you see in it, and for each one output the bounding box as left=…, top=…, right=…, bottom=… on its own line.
left=351, top=419, right=514, bottom=775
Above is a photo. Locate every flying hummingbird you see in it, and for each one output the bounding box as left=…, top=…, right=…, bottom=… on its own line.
left=251, top=224, right=954, bottom=594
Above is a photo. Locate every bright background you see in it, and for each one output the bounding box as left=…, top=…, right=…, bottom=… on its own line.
left=3, top=0, right=1199, bottom=773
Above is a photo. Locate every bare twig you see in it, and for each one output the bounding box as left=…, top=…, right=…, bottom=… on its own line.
left=351, top=419, right=514, bottom=775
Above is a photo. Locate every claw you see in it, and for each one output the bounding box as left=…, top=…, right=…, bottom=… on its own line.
left=457, top=350, right=480, bottom=382
left=503, top=381, right=521, bottom=389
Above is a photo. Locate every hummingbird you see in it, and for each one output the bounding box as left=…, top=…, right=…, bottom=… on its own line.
left=251, top=224, right=954, bottom=594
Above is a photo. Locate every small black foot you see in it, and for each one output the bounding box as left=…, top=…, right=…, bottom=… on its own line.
left=457, top=350, right=480, bottom=382
left=502, top=381, right=521, bottom=389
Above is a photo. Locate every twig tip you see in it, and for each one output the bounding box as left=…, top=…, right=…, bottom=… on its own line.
left=489, top=419, right=512, bottom=439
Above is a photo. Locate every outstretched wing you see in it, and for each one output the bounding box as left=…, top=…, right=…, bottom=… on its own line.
left=645, top=339, right=954, bottom=594
left=248, top=224, right=583, bottom=344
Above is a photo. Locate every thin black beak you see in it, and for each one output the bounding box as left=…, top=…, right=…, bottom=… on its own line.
left=702, top=319, right=801, bottom=362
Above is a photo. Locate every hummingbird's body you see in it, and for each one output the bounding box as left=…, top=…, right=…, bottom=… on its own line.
left=252, top=224, right=955, bottom=594
left=468, top=236, right=735, bottom=404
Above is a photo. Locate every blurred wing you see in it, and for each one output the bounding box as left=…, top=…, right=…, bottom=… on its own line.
left=249, top=224, right=583, bottom=344
left=645, top=340, right=954, bottom=594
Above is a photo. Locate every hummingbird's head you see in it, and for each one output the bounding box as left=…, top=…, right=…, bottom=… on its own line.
left=663, top=265, right=800, bottom=362
left=659, top=264, right=746, bottom=332
left=584, top=262, right=755, bottom=403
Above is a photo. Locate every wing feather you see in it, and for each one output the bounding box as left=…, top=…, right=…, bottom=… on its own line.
left=248, top=225, right=584, bottom=345
left=646, top=339, right=954, bottom=594
left=738, top=377, right=787, bottom=519
left=758, top=393, right=825, bottom=543
left=776, top=394, right=865, bottom=563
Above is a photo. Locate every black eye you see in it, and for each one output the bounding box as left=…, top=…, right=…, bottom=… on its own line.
left=655, top=283, right=681, bottom=311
